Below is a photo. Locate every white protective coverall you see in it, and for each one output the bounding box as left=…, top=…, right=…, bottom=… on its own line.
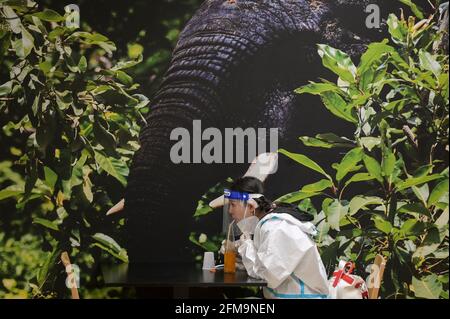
left=237, top=212, right=330, bottom=299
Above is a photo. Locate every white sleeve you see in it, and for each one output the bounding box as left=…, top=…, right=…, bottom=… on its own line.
left=238, top=219, right=315, bottom=289
left=237, top=238, right=262, bottom=279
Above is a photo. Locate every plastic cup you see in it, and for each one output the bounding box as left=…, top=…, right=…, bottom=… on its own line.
left=202, top=252, right=215, bottom=270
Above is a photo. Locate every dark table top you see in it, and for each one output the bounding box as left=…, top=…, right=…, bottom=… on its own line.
left=101, top=263, right=267, bottom=288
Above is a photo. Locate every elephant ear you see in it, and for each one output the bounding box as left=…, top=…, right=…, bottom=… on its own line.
left=208, top=152, right=278, bottom=209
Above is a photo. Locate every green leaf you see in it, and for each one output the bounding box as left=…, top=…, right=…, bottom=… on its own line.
left=301, top=179, right=333, bottom=193
left=299, top=136, right=334, bottom=148
left=0, top=188, right=22, bottom=201
left=82, top=174, right=93, bottom=203
left=33, top=217, right=59, bottom=231
left=295, top=82, right=340, bottom=95
left=275, top=191, right=321, bottom=204
left=363, top=155, right=383, bottom=183
left=2, top=278, right=17, bottom=291
left=114, top=70, right=133, bottom=86
left=317, top=44, right=357, bottom=82
left=14, top=26, right=34, bottom=58
left=320, top=91, right=357, bottom=123
left=127, top=43, right=144, bottom=59
left=92, top=233, right=128, bottom=262
left=0, top=81, right=12, bottom=96
left=383, top=99, right=409, bottom=111
left=398, top=0, right=425, bottom=19
left=428, top=179, right=449, bottom=207
left=387, top=14, right=408, bottom=44
left=68, top=32, right=116, bottom=54
left=358, top=40, right=394, bottom=75
left=278, top=149, right=332, bottom=182
left=413, top=228, right=443, bottom=259
left=323, top=199, right=348, bottom=231
left=382, top=148, right=396, bottom=177
left=131, top=94, right=150, bottom=109
left=360, top=137, right=381, bottom=151
left=299, top=134, right=354, bottom=149
left=93, top=118, right=117, bottom=154
left=349, top=196, right=384, bottom=216
left=32, top=9, right=65, bottom=22
left=396, top=174, right=443, bottom=191
left=193, top=201, right=213, bottom=217
left=38, top=60, right=52, bottom=75
left=55, top=90, right=73, bottom=110
left=48, top=26, right=66, bottom=42
left=412, top=184, right=430, bottom=205
left=397, top=203, right=432, bottom=218
left=31, top=93, right=40, bottom=116
left=435, top=207, right=449, bottom=229
left=36, top=247, right=60, bottom=288
left=316, top=133, right=353, bottom=145
left=400, top=219, right=425, bottom=236
left=412, top=275, right=443, bottom=299
left=298, top=198, right=317, bottom=215
left=413, top=164, right=434, bottom=179
left=419, top=50, right=442, bottom=78
left=372, top=215, right=392, bottom=234
left=35, top=116, right=55, bottom=150
left=94, top=151, right=128, bottom=187
left=92, top=233, right=121, bottom=253
left=78, top=56, right=87, bottom=73
left=189, top=233, right=219, bottom=252
left=111, top=55, right=143, bottom=71
left=43, top=166, right=57, bottom=192
left=1, top=6, right=21, bottom=34
left=335, top=147, right=363, bottom=182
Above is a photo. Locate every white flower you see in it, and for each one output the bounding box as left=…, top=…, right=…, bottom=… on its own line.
left=198, top=233, right=207, bottom=244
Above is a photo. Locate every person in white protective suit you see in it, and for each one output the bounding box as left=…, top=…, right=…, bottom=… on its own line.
left=215, top=176, right=330, bottom=299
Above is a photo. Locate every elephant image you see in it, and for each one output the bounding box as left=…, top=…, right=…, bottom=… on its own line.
left=122, top=0, right=424, bottom=263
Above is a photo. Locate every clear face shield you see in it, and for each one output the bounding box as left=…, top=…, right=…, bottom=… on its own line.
left=222, top=189, right=262, bottom=240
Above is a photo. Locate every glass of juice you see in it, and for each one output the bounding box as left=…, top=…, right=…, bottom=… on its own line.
left=224, top=240, right=236, bottom=273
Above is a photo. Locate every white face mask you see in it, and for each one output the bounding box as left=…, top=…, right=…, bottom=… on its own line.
left=236, top=215, right=259, bottom=234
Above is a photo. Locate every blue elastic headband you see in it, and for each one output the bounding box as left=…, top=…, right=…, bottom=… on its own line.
left=224, top=189, right=249, bottom=201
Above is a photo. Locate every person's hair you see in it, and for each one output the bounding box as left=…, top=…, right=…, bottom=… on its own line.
left=229, top=176, right=275, bottom=214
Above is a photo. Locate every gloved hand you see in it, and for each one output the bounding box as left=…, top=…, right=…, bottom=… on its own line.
left=219, top=239, right=226, bottom=255
left=219, top=231, right=253, bottom=255
left=240, top=232, right=252, bottom=242
left=219, top=238, right=245, bottom=253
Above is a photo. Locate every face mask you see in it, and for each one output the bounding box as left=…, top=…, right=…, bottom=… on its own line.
left=236, top=194, right=262, bottom=234
left=236, top=215, right=259, bottom=234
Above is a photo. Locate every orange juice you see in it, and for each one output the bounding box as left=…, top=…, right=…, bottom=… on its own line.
left=224, top=250, right=236, bottom=273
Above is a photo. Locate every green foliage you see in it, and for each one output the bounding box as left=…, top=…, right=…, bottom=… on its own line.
left=0, top=1, right=149, bottom=297
left=0, top=233, right=48, bottom=298
left=193, top=178, right=233, bottom=218
left=189, top=178, right=234, bottom=261
left=280, top=2, right=449, bottom=299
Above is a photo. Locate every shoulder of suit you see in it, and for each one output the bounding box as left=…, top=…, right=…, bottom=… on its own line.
left=258, top=213, right=291, bottom=230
